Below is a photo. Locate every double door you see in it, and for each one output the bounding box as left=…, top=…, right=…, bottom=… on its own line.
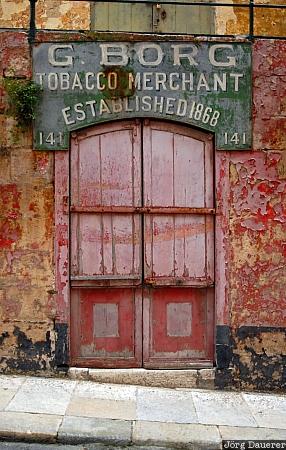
left=70, top=120, right=214, bottom=368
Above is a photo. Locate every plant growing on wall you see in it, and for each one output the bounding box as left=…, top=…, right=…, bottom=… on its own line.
left=3, top=79, right=43, bottom=128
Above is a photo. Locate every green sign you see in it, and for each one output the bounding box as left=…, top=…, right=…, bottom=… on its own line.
left=33, top=41, right=252, bottom=150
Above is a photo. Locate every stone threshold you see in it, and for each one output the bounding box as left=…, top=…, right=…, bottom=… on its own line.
left=68, top=367, right=215, bottom=389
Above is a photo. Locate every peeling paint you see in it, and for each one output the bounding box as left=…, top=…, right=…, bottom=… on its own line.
left=0, top=32, right=285, bottom=390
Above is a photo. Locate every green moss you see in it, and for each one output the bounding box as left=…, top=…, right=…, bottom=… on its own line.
left=3, top=78, right=43, bottom=129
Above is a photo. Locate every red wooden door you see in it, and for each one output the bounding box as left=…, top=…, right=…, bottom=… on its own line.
left=70, top=120, right=214, bottom=368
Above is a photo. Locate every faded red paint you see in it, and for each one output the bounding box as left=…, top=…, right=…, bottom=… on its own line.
left=55, top=151, right=69, bottom=323
left=0, top=32, right=285, bottom=385
left=69, top=120, right=214, bottom=368
left=33, top=153, right=50, bottom=175
left=0, top=184, right=22, bottom=249
left=228, top=152, right=286, bottom=327
left=0, top=32, right=31, bottom=78
left=253, top=40, right=286, bottom=151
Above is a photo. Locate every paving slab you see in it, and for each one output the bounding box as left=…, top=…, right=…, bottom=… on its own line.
left=58, top=416, right=132, bottom=445
left=6, top=377, right=77, bottom=416
left=133, top=421, right=221, bottom=449
left=74, top=381, right=137, bottom=401
left=66, top=397, right=136, bottom=420
left=219, top=425, right=286, bottom=440
left=0, top=411, right=62, bottom=442
left=192, top=390, right=257, bottom=427
left=242, top=392, right=286, bottom=429
left=0, top=388, right=19, bottom=411
left=0, top=376, right=26, bottom=390
left=136, top=387, right=198, bottom=423
left=0, top=377, right=25, bottom=411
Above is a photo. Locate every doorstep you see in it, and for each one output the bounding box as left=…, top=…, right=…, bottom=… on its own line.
left=68, top=367, right=215, bottom=389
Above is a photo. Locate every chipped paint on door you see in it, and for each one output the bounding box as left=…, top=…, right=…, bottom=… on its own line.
left=70, top=119, right=214, bottom=368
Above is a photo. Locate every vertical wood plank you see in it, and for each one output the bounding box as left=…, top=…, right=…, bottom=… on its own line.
left=70, top=136, right=79, bottom=207
left=70, top=213, right=79, bottom=276
left=79, top=214, right=103, bottom=276
left=102, top=213, right=113, bottom=274
left=78, top=135, right=101, bottom=207
left=183, top=215, right=206, bottom=279
left=131, top=3, right=153, bottom=32
left=204, top=139, right=214, bottom=208
left=206, top=215, right=215, bottom=282
left=91, top=2, right=153, bottom=32
left=156, top=3, right=214, bottom=34
left=152, top=215, right=175, bottom=277
left=100, top=128, right=140, bottom=206
left=144, top=127, right=174, bottom=207
left=91, top=2, right=109, bottom=31
left=55, top=151, right=69, bottom=323
left=174, top=134, right=205, bottom=207
left=112, top=214, right=141, bottom=276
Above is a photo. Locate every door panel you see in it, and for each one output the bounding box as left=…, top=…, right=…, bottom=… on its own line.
left=71, top=288, right=142, bottom=367
left=71, top=122, right=141, bottom=208
left=70, top=121, right=142, bottom=287
left=143, top=287, right=214, bottom=368
left=144, top=214, right=214, bottom=286
left=143, top=122, right=213, bottom=208
left=71, top=213, right=141, bottom=281
left=143, top=121, right=214, bottom=287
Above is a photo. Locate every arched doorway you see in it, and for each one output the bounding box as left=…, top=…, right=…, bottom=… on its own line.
left=70, top=119, right=214, bottom=368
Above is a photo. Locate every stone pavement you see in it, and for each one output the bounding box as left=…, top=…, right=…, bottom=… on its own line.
left=0, top=374, right=286, bottom=449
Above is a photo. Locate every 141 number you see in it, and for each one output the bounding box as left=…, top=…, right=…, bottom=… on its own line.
left=224, top=132, right=246, bottom=145
left=39, top=132, right=63, bottom=146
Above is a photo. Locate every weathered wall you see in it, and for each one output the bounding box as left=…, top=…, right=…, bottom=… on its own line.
left=215, top=2, right=286, bottom=37
left=216, top=40, right=286, bottom=391
left=0, top=31, right=285, bottom=390
left=0, top=32, right=56, bottom=372
left=0, top=0, right=90, bottom=30
left=0, top=0, right=285, bottom=36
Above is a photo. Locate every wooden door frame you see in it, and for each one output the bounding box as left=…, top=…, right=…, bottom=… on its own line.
left=54, top=120, right=230, bottom=367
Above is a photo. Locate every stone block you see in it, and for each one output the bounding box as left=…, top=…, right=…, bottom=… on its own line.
left=0, top=411, right=61, bottom=442
left=58, top=416, right=132, bottom=445
left=220, top=426, right=286, bottom=440
left=133, top=421, right=221, bottom=449
left=68, top=367, right=89, bottom=380
left=87, top=368, right=198, bottom=388
left=197, top=368, right=215, bottom=389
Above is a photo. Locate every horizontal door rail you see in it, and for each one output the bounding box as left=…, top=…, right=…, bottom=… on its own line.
left=70, top=206, right=215, bottom=215
left=144, top=277, right=214, bottom=287
left=71, top=275, right=141, bottom=281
